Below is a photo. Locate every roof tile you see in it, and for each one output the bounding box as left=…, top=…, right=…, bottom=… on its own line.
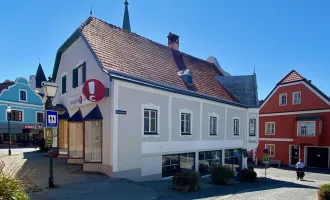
left=279, top=70, right=305, bottom=84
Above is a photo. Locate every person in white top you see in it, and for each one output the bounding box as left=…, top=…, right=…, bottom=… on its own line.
left=296, top=159, right=304, bottom=180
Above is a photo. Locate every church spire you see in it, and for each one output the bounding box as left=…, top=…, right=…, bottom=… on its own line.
left=122, top=0, right=131, bottom=32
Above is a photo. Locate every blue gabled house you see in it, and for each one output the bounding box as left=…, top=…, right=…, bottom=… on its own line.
left=0, top=77, right=44, bottom=146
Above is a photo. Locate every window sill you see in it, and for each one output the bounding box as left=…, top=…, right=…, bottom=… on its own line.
left=297, top=135, right=315, bottom=137
left=265, top=133, right=275, bottom=135
left=181, top=133, right=192, bottom=136
left=144, top=132, right=159, bottom=136
left=233, top=134, right=240, bottom=137
left=209, top=134, right=218, bottom=136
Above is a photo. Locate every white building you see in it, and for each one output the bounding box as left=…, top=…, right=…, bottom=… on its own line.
left=51, top=3, right=259, bottom=181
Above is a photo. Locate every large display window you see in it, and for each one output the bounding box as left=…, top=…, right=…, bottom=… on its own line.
left=224, top=149, right=242, bottom=172
left=162, top=152, right=195, bottom=177
left=59, top=120, right=68, bottom=155
left=84, top=121, right=102, bottom=162
left=198, top=150, right=222, bottom=176
left=68, top=122, right=83, bottom=158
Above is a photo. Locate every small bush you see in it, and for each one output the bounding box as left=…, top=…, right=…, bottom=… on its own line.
left=319, top=184, right=330, bottom=200
left=172, top=170, right=200, bottom=191
left=238, top=168, right=257, bottom=182
left=0, top=162, right=29, bottom=200
left=211, top=165, right=234, bottom=185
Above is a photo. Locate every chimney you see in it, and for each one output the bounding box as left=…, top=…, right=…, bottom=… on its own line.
left=167, top=32, right=179, bottom=50
left=29, top=75, right=36, bottom=90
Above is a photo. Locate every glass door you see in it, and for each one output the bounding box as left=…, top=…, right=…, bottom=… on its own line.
left=290, top=146, right=300, bottom=165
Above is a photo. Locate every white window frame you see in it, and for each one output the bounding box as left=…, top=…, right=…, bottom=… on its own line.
left=141, top=103, right=160, bottom=137
left=19, top=89, right=27, bottom=102
left=297, top=121, right=316, bottom=137
left=179, top=108, right=193, bottom=136
left=265, top=122, right=275, bottom=135
left=208, top=112, right=219, bottom=136
left=233, top=117, right=240, bottom=136
left=265, top=144, right=275, bottom=157
left=36, top=111, right=44, bottom=123
left=6, top=109, right=24, bottom=122
left=279, top=93, right=287, bottom=106
left=292, top=91, right=301, bottom=105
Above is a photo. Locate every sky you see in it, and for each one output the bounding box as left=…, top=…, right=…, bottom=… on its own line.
left=0, top=0, right=329, bottom=100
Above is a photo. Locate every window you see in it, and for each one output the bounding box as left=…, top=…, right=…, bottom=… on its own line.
left=209, top=116, right=217, bottom=135
left=265, top=122, right=275, bottom=135
left=265, top=144, right=275, bottom=157
left=298, top=121, right=315, bottom=136
left=85, top=121, right=102, bottom=162
left=62, top=75, right=67, bottom=94
left=8, top=110, right=23, bottom=121
left=144, top=109, right=158, bottom=135
left=37, top=112, right=44, bottom=123
left=181, top=113, right=191, bottom=135
left=233, top=118, right=239, bottom=135
left=224, top=149, right=242, bottom=172
left=293, top=91, right=301, bottom=104
left=72, top=62, right=86, bottom=88
left=199, top=150, right=222, bottom=176
left=68, top=123, right=83, bottom=158
left=19, top=90, right=27, bottom=101
left=162, top=153, right=195, bottom=177
left=279, top=93, right=287, bottom=106
left=249, top=119, right=256, bottom=136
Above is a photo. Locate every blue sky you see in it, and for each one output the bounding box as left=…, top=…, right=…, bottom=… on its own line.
left=0, top=0, right=329, bottom=99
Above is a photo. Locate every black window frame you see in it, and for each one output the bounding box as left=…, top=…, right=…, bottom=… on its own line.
left=143, top=109, right=158, bottom=135
left=37, top=112, right=44, bottom=123
left=180, top=113, right=191, bottom=135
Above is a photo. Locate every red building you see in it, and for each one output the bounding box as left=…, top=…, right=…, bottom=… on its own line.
left=257, top=70, right=330, bottom=168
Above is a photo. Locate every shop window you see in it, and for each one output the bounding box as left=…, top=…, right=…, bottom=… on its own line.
left=85, top=121, right=102, bottom=162
left=162, top=152, right=195, bottom=177
left=198, top=150, right=222, bottom=176
left=37, top=112, right=44, bottom=123
left=59, top=120, right=68, bottom=155
left=69, top=123, right=83, bottom=158
left=224, top=149, right=242, bottom=172
left=8, top=110, right=23, bottom=121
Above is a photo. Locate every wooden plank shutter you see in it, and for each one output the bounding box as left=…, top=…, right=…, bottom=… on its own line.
left=82, top=62, right=86, bottom=83
left=72, top=68, right=78, bottom=88
left=62, top=75, right=67, bottom=94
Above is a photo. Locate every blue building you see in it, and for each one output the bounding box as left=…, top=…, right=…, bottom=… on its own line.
left=0, top=77, right=44, bottom=146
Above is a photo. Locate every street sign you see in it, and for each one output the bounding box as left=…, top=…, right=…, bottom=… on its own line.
left=263, top=155, right=269, bottom=163
left=263, top=149, right=269, bottom=154
left=45, top=128, right=53, bottom=145
left=46, top=110, right=58, bottom=128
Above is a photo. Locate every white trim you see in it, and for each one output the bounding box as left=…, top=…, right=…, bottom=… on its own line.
left=19, top=89, right=28, bottom=102
left=265, top=122, right=275, bottom=135
left=260, top=81, right=330, bottom=110
left=6, top=108, right=24, bottom=122
left=208, top=112, right=219, bottom=136
left=0, top=100, right=44, bottom=109
left=141, top=103, right=160, bottom=137
left=141, top=140, right=244, bottom=154
left=260, top=109, right=330, bottom=117
left=168, top=96, right=172, bottom=142
left=0, top=103, right=44, bottom=110
left=115, top=79, right=247, bottom=112
left=36, top=111, right=44, bottom=123
left=292, top=91, right=301, bottom=105
left=289, top=145, right=300, bottom=166
left=113, top=81, right=119, bottom=172
left=265, top=144, right=275, bottom=157
left=297, top=121, right=316, bottom=137
left=279, top=93, right=287, bottom=106
left=233, top=117, right=240, bottom=136
left=224, top=107, right=227, bottom=140
left=199, top=102, right=203, bottom=140
left=179, top=108, right=193, bottom=137
left=259, top=138, right=293, bottom=142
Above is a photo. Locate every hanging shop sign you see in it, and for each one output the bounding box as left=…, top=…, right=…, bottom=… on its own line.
left=68, top=79, right=106, bottom=109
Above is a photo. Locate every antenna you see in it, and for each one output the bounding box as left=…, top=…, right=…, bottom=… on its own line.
left=253, top=63, right=256, bottom=74
left=90, top=6, right=93, bottom=16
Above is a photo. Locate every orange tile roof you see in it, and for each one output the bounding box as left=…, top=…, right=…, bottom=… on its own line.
left=278, top=70, right=305, bottom=84
left=79, top=17, right=239, bottom=103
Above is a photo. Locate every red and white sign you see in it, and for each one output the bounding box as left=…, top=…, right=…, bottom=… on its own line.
left=68, top=79, right=106, bottom=109
left=82, top=79, right=105, bottom=102
left=24, top=125, right=36, bottom=129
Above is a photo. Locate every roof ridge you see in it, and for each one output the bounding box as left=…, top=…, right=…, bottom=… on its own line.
left=84, top=17, right=219, bottom=71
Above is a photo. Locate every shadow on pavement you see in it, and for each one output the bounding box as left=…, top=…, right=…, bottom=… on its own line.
left=253, top=165, right=330, bottom=175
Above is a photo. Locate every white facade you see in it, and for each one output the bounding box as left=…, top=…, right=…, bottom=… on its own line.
left=52, top=36, right=259, bottom=181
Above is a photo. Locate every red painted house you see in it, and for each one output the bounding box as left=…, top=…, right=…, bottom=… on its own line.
left=257, top=70, right=330, bottom=168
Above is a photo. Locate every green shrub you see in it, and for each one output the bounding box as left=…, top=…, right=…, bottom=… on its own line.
left=238, top=168, right=257, bottom=182
left=211, top=165, right=234, bottom=185
left=0, top=172, right=29, bottom=200
left=319, top=184, right=330, bottom=200
left=172, top=170, right=200, bottom=191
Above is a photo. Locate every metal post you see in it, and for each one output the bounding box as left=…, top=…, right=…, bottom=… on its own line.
left=8, top=116, right=11, bottom=156
left=49, top=144, right=54, bottom=188
left=265, top=163, right=266, bottom=178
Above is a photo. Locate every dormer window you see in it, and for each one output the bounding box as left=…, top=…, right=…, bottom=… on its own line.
left=178, top=69, right=193, bottom=85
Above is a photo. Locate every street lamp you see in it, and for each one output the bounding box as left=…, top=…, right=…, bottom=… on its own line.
left=6, top=105, right=11, bottom=156
left=42, top=77, right=58, bottom=188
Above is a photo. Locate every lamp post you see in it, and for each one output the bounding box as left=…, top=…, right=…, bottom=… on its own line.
left=42, top=77, right=58, bottom=188
left=6, top=105, right=11, bottom=156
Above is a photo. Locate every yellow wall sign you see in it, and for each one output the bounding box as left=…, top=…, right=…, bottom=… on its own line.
left=44, top=128, right=53, bottom=146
